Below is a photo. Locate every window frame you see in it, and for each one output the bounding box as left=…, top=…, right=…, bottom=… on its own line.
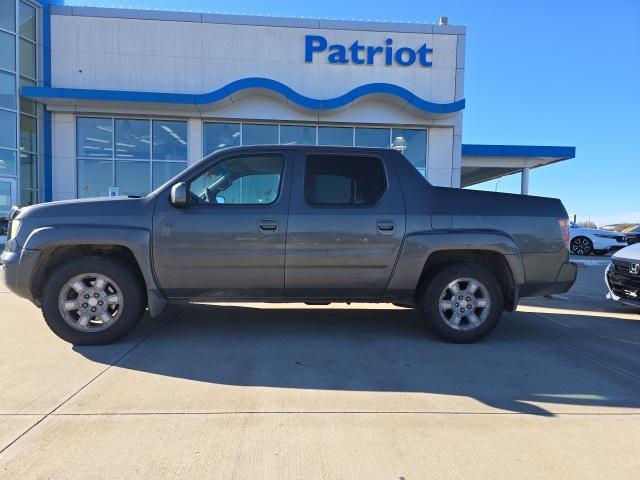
left=302, top=152, right=389, bottom=209
left=184, top=151, right=287, bottom=208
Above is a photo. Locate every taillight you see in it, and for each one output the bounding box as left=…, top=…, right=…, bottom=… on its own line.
left=559, top=218, right=570, bottom=250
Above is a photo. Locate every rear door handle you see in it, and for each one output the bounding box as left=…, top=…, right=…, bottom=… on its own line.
left=259, top=218, right=278, bottom=232
left=376, top=219, right=395, bottom=234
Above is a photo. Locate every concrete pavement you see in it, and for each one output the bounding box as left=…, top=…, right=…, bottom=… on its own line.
left=0, top=265, right=639, bottom=479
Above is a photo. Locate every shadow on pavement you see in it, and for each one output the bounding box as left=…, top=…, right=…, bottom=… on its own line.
left=75, top=303, right=640, bottom=416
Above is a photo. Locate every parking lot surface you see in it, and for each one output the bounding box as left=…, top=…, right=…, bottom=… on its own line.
left=0, top=265, right=639, bottom=479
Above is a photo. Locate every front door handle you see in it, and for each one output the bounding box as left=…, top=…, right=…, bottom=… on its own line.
left=376, top=219, right=395, bottom=234
left=259, top=218, right=278, bottom=232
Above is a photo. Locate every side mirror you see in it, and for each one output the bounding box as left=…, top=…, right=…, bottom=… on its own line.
left=170, top=182, right=187, bottom=207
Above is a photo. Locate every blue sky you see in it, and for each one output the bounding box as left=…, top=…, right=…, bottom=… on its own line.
left=67, top=0, right=640, bottom=225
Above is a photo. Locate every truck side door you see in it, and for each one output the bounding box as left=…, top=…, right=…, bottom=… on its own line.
left=152, top=150, right=292, bottom=299
left=285, top=150, right=406, bottom=299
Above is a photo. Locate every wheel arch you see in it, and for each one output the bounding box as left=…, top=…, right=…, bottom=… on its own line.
left=24, top=226, right=166, bottom=316
left=385, top=230, right=524, bottom=311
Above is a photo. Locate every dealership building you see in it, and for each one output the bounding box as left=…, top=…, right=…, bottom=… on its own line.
left=0, top=1, right=575, bottom=215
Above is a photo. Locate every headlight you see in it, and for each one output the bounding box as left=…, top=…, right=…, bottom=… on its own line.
left=8, top=219, right=21, bottom=240
left=594, top=234, right=617, bottom=239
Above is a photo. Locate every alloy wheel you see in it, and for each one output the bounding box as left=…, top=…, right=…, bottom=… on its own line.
left=571, top=237, right=592, bottom=255
left=57, top=273, right=124, bottom=332
left=438, top=277, right=491, bottom=331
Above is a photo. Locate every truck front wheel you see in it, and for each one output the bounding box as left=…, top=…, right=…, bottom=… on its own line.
left=41, top=256, right=146, bottom=345
left=418, top=263, right=504, bottom=343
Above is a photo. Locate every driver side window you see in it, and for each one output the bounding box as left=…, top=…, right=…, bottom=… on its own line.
left=188, top=154, right=284, bottom=205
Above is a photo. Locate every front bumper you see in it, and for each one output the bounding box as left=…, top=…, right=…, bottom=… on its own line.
left=605, top=263, right=640, bottom=308
left=0, top=247, right=40, bottom=300
left=592, top=238, right=627, bottom=252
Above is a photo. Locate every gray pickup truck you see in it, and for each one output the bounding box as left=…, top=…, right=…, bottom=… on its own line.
left=1, top=145, right=576, bottom=345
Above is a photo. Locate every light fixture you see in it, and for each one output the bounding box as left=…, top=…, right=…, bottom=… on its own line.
left=392, top=136, right=407, bottom=153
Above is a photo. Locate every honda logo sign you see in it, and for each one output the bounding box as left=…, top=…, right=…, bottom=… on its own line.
left=630, top=264, right=640, bottom=275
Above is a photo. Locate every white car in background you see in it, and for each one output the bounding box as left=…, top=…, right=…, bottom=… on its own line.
left=605, top=243, right=640, bottom=309
left=569, top=222, right=627, bottom=256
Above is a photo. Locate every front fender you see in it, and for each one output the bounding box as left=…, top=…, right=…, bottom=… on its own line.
left=385, top=229, right=525, bottom=301
left=23, top=225, right=166, bottom=316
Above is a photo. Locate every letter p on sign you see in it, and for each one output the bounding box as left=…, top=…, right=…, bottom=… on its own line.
left=305, top=35, right=327, bottom=62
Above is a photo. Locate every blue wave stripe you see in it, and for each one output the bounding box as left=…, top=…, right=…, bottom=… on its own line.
left=22, top=77, right=465, bottom=114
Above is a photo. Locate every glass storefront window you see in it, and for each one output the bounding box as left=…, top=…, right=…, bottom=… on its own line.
left=77, top=158, right=112, bottom=198
left=0, top=31, right=15, bottom=71
left=280, top=125, right=316, bottom=145
left=0, top=179, right=13, bottom=213
left=0, top=109, right=16, bottom=149
left=355, top=127, right=390, bottom=148
left=115, top=118, right=150, bottom=159
left=77, top=117, right=113, bottom=158
left=242, top=123, right=278, bottom=145
left=19, top=113, right=35, bottom=152
left=391, top=128, right=427, bottom=171
left=18, top=38, right=35, bottom=78
left=0, top=70, right=15, bottom=109
left=318, top=126, right=353, bottom=146
left=115, top=160, right=150, bottom=196
left=18, top=151, right=35, bottom=188
left=0, top=0, right=15, bottom=32
left=18, top=188, right=35, bottom=205
left=19, top=76, right=34, bottom=114
left=18, top=1, right=35, bottom=41
left=0, top=148, right=16, bottom=175
left=0, top=0, right=42, bottom=207
left=203, top=122, right=240, bottom=155
left=152, top=120, right=187, bottom=160
left=76, top=117, right=191, bottom=198
left=152, top=161, right=186, bottom=189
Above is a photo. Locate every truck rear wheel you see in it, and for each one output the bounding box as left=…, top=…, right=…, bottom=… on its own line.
left=418, top=263, right=504, bottom=343
left=41, top=256, right=146, bottom=345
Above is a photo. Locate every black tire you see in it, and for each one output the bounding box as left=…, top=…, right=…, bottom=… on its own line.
left=41, top=256, right=146, bottom=345
left=418, top=263, right=504, bottom=343
left=571, top=236, right=593, bottom=256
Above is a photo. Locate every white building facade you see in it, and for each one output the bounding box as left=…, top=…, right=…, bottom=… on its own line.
left=0, top=2, right=574, bottom=213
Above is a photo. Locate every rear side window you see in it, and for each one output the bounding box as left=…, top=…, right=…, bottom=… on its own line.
left=304, top=155, right=386, bottom=206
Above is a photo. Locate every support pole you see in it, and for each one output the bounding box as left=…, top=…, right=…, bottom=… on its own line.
left=521, top=167, right=530, bottom=195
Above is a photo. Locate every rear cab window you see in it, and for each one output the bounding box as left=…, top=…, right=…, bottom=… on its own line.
left=304, top=154, right=387, bottom=206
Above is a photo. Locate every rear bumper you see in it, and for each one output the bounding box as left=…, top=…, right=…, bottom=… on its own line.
left=556, top=261, right=578, bottom=291
left=517, top=261, right=577, bottom=298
